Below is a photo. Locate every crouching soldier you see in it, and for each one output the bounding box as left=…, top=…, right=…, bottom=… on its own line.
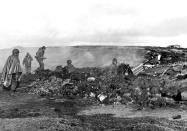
left=1, top=49, right=22, bottom=92
left=65, top=59, right=75, bottom=74
left=64, top=59, right=75, bottom=78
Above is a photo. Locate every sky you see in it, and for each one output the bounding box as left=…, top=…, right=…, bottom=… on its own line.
left=0, top=0, right=187, bottom=49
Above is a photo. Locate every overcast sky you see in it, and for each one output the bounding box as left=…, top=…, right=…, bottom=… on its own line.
left=0, top=0, right=187, bottom=49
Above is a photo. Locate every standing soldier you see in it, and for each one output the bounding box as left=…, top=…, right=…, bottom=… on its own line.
left=110, top=58, right=118, bottom=75
left=35, top=46, right=46, bottom=70
left=1, top=49, right=22, bottom=91
left=23, top=52, right=33, bottom=74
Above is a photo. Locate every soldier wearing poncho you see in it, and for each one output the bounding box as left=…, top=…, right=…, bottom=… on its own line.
left=1, top=49, right=22, bottom=91
left=23, top=52, right=33, bottom=74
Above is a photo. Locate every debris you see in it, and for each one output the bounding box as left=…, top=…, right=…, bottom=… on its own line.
left=164, top=97, right=175, bottom=104
left=181, top=91, right=187, bottom=101
left=90, top=92, right=96, bottom=98
left=144, top=47, right=187, bottom=65
left=55, top=99, right=65, bottom=103
left=87, top=77, right=96, bottom=82
left=177, top=74, right=187, bottom=80
left=172, top=115, right=181, bottom=119
left=98, top=94, right=107, bottom=102
left=117, top=63, right=133, bottom=76
left=21, top=57, right=187, bottom=108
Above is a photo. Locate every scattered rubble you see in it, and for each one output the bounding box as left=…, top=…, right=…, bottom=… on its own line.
left=19, top=64, right=185, bottom=109
left=18, top=46, right=187, bottom=109
left=144, top=47, right=187, bottom=65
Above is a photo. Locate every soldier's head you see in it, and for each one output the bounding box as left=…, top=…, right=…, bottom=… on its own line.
left=112, top=58, right=117, bottom=65
left=67, top=59, right=72, bottom=65
left=42, top=46, right=46, bottom=50
left=12, top=49, right=20, bottom=56
left=26, top=52, right=30, bottom=57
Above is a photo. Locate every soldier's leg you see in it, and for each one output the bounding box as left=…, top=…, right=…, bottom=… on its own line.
left=40, top=60, right=44, bottom=70
left=28, top=66, right=31, bottom=74
left=10, top=74, right=17, bottom=91
left=25, top=66, right=29, bottom=74
left=36, top=58, right=42, bottom=70
left=11, top=73, right=21, bottom=92
left=13, top=81, right=20, bottom=92
left=26, top=66, right=31, bottom=74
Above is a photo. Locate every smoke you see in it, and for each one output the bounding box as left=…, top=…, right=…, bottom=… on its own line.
left=117, top=47, right=145, bottom=67
left=61, top=46, right=145, bottom=68
left=0, top=46, right=145, bottom=72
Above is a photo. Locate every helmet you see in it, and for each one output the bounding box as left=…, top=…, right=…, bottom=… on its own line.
left=12, top=49, right=20, bottom=55
left=67, top=59, right=72, bottom=64
left=42, top=46, right=46, bottom=49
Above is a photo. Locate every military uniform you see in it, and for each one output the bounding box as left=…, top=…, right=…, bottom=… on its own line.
left=35, top=47, right=46, bottom=70
left=23, top=53, right=33, bottom=74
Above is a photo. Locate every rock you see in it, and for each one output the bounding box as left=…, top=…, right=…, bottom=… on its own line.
left=177, top=74, right=187, bottom=80
left=55, top=99, right=65, bottom=103
left=164, top=97, right=175, bottom=103
left=62, top=79, right=71, bottom=86
left=123, top=93, right=131, bottom=97
left=87, top=77, right=96, bottom=82
left=28, top=112, right=41, bottom=117
left=150, top=97, right=158, bottom=101
left=155, top=93, right=161, bottom=97
left=181, top=91, right=187, bottom=101
left=55, top=65, right=63, bottom=72
left=54, top=108, right=61, bottom=112
left=134, top=87, right=142, bottom=95
left=116, top=95, right=122, bottom=101
left=70, top=123, right=77, bottom=127
left=49, top=97, right=55, bottom=100
left=113, top=101, right=121, bottom=105
left=172, top=115, right=181, bottom=119
left=98, top=94, right=107, bottom=102
left=90, top=92, right=96, bottom=97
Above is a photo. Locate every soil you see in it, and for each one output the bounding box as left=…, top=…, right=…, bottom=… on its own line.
left=0, top=88, right=187, bottom=131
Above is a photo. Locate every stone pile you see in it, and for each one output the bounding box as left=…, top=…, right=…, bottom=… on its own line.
left=21, top=62, right=187, bottom=109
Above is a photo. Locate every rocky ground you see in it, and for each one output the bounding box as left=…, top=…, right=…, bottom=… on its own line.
left=0, top=90, right=187, bottom=131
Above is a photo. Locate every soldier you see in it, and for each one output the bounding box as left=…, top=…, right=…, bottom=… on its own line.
left=35, top=46, right=46, bottom=70
left=65, top=59, right=75, bottom=74
left=1, top=49, right=22, bottom=91
left=23, top=52, right=33, bottom=74
left=110, top=58, right=118, bottom=75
